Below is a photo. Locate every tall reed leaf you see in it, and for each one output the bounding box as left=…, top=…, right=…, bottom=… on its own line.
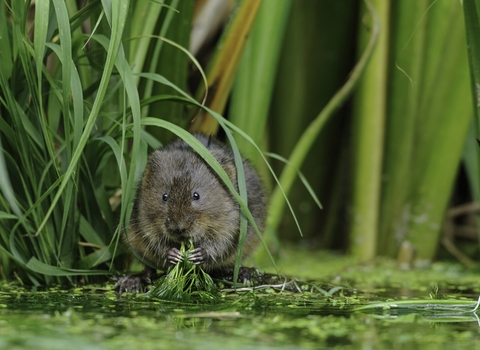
left=230, top=0, right=292, bottom=165
left=190, top=0, right=262, bottom=134
left=350, top=0, right=389, bottom=260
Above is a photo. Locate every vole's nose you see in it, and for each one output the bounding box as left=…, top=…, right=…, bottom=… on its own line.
left=170, top=226, right=187, bottom=236
left=165, top=218, right=190, bottom=236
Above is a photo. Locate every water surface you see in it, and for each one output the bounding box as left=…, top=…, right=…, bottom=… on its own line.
left=2, top=251, right=480, bottom=349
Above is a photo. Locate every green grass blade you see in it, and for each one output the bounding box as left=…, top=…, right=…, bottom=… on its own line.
left=0, top=3, right=13, bottom=80
left=34, top=0, right=49, bottom=86
left=78, top=247, right=113, bottom=269
left=264, top=152, right=322, bottom=211
left=0, top=136, right=22, bottom=217
left=26, top=257, right=111, bottom=276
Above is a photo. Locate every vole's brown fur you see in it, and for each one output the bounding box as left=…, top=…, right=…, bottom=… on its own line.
left=116, top=134, right=266, bottom=293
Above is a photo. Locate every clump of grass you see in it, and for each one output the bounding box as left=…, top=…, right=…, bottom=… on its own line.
left=148, top=241, right=219, bottom=303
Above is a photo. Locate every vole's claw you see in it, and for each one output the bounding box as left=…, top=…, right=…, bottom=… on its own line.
left=188, top=247, right=206, bottom=265
left=167, top=247, right=183, bottom=264
left=115, top=275, right=143, bottom=294
left=115, top=266, right=156, bottom=294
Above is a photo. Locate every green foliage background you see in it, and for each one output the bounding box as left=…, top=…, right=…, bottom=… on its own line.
left=0, top=0, right=478, bottom=285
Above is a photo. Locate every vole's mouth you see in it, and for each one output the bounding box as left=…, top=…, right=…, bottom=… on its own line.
left=166, top=230, right=192, bottom=242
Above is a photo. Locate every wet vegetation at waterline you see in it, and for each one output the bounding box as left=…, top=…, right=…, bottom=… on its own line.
left=1, top=0, right=480, bottom=315
left=3, top=257, right=480, bottom=349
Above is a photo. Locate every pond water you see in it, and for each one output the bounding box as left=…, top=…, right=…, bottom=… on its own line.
left=2, top=250, right=480, bottom=349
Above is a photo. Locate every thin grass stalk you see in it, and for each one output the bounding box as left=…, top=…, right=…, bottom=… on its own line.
left=349, top=0, right=389, bottom=260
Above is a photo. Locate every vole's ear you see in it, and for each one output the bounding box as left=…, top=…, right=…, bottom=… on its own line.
left=192, top=133, right=213, bottom=148
left=222, top=162, right=237, bottom=183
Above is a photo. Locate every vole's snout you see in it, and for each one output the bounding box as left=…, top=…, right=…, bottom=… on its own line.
left=165, top=217, right=192, bottom=237
left=170, top=226, right=187, bottom=236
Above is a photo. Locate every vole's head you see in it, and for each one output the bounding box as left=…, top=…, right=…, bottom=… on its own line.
left=137, top=146, right=238, bottom=244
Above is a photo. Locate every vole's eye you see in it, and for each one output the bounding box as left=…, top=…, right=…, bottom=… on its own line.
left=192, top=192, right=200, bottom=201
left=162, top=193, right=168, bottom=202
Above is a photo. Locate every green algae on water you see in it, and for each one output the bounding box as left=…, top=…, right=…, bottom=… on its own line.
left=148, top=241, right=219, bottom=303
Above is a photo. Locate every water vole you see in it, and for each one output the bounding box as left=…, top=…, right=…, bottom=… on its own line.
left=116, top=134, right=267, bottom=293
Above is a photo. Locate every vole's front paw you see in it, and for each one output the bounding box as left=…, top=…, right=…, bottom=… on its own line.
left=115, top=266, right=157, bottom=294
left=188, top=247, right=206, bottom=265
left=167, top=247, right=183, bottom=265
